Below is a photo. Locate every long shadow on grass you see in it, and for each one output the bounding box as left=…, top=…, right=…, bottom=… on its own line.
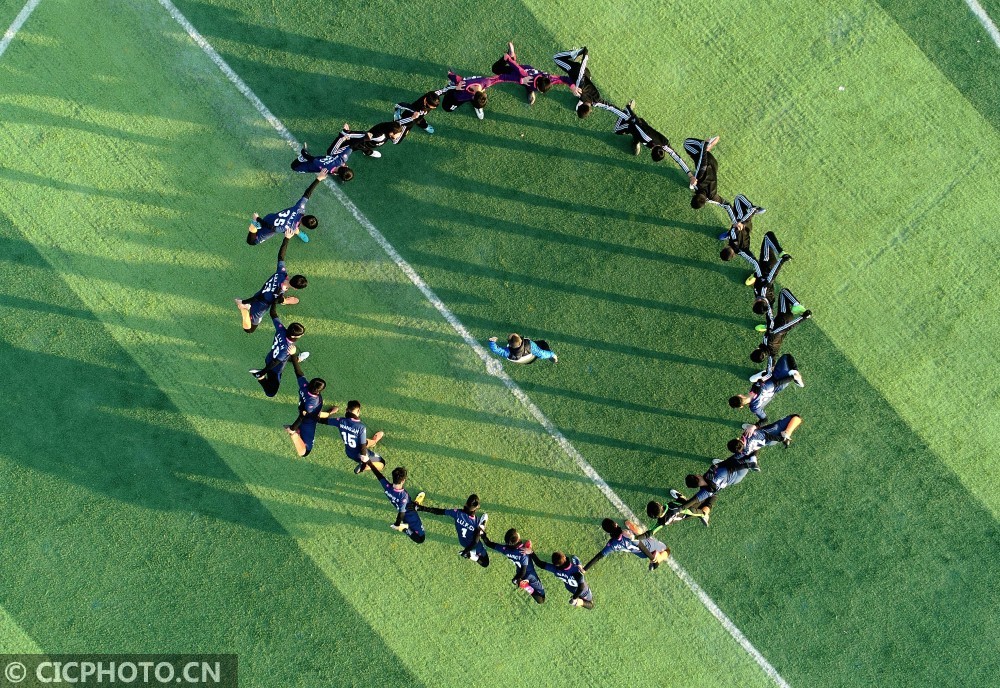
left=874, top=0, right=1000, bottom=130
left=0, top=241, right=422, bottom=685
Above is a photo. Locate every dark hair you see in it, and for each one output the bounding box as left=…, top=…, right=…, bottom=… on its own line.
left=576, top=102, right=591, bottom=119
left=287, top=322, right=305, bottom=338
left=346, top=400, right=361, bottom=414
left=750, top=347, right=767, bottom=363
left=308, top=378, right=326, bottom=394
left=728, top=395, right=744, bottom=409
left=552, top=551, right=567, bottom=567
left=391, top=467, right=407, bottom=484
left=302, top=215, right=318, bottom=230
left=752, top=299, right=769, bottom=315
left=685, top=474, right=700, bottom=489
left=504, top=528, right=520, bottom=546
left=424, top=92, right=440, bottom=108
left=385, top=121, right=403, bottom=136
left=720, top=247, right=735, bottom=261
left=600, top=517, right=617, bottom=533
left=691, top=194, right=707, bottom=209
left=728, top=438, right=745, bottom=453
left=290, top=275, right=308, bottom=289
left=472, top=91, right=488, bottom=108
left=465, top=494, right=480, bottom=510
left=338, top=166, right=354, bottom=182
left=535, top=76, right=552, bottom=93
left=651, top=146, right=666, bottom=162
left=646, top=501, right=664, bottom=519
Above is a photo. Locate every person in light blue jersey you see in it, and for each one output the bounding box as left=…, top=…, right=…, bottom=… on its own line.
left=481, top=528, right=545, bottom=603
left=235, top=230, right=307, bottom=333
left=488, top=333, right=557, bottom=364
left=416, top=494, right=490, bottom=568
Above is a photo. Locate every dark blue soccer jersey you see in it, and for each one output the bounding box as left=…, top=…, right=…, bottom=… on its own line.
left=296, top=376, right=322, bottom=416
left=488, top=543, right=538, bottom=576
left=264, top=318, right=292, bottom=366
left=444, top=508, right=486, bottom=548
left=600, top=533, right=645, bottom=559
left=325, top=416, right=368, bottom=461
left=378, top=477, right=410, bottom=513
left=540, top=558, right=590, bottom=595
left=268, top=197, right=309, bottom=235
left=255, top=260, right=287, bottom=305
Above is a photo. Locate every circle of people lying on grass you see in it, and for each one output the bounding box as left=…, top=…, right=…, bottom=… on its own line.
left=236, top=43, right=812, bottom=610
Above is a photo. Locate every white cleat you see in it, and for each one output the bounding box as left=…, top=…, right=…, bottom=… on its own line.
left=474, top=107, right=484, bottom=120
left=296, top=351, right=310, bottom=362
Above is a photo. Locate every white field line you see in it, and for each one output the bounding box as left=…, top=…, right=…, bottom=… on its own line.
left=965, top=0, right=1000, bottom=47
left=156, top=0, right=788, bottom=684
left=0, top=0, right=41, bottom=58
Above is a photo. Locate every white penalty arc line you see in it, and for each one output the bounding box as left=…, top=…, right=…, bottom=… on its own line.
left=965, top=0, right=1000, bottom=47
left=0, top=0, right=41, bottom=58
left=156, top=0, right=788, bottom=684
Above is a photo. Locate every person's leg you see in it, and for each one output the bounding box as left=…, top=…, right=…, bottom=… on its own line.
left=235, top=298, right=253, bottom=331
left=259, top=366, right=283, bottom=397
left=475, top=542, right=490, bottom=568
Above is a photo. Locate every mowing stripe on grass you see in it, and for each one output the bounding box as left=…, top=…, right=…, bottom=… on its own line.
left=0, top=0, right=40, bottom=58
left=964, top=0, right=1000, bottom=46
left=155, top=0, right=789, bottom=684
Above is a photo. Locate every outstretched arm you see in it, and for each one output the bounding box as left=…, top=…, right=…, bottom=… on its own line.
left=414, top=503, right=446, bottom=516
left=583, top=549, right=605, bottom=572
left=487, top=337, right=511, bottom=360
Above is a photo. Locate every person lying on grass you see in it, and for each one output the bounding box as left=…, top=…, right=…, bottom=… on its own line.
left=529, top=550, right=594, bottom=609
left=582, top=518, right=670, bottom=572
left=249, top=303, right=305, bottom=398
left=415, top=494, right=490, bottom=567
left=360, top=463, right=426, bottom=544
left=235, top=229, right=307, bottom=333
left=246, top=170, right=326, bottom=245
left=320, top=400, right=385, bottom=475
left=481, top=528, right=546, bottom=604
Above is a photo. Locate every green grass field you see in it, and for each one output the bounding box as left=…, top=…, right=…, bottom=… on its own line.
left=1, top=0, right=998, bottom=685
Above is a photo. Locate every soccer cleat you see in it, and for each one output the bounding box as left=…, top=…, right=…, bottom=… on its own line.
left=707, top=135, right=720, bottom=149
left=414, top=492, right=425, bottom=506
left=296, top=351, right=310, bottom=362
left=392, top=106, right=403, bottom=121
left=527, top=91, right=536, bottom=106
left=717, top=231, right=730, bottom=241
left=390, top=523, right=407, bottom=532
left=478, top=512, right=489, bottom=531
left=632, top=141, right=641, bottom=156
left=249, top=369, right=263, bottom=378
left=790, top=304, right=807, bottom=316
left=781, top=433, right=792, bottom=448
left=781, top=252, right=793, bottom=261
left=507, top=41, right=515, bottom=56
left=711, top=458, right=721, bottom=466
left=699, top=512, right=710, bottom=527
left=755, top=324, right=767, bottom=332
left=518, top=579, right=535, bottom=595
left=802, top=309, right=812, bottom=319
left=367, top=150, right=382, bottom=158
left=668, top=489, right=684, bottom=502
left=425, top=125, right=435, bottom=134
left=742, top=423, right=755, bottom=431
left=354, top=463, right=368, bottom=474
left=569, top=598, right=584, bottom=607
left=744, top=273, right=757, bottom=286
left=296, top=231, right=310, bottom=243
left=756, top=206, right=767, bottom=215
left=791, top=370, right=805, bottom=387
left=250, top=215, right=261, bottom=230
left=749, top=370, right=768, bottom=383
left=551, top=355, right=558, bottom=364
left=474, top=107, right=484, bottom=120
left=627, top=98, right=636, bottom=111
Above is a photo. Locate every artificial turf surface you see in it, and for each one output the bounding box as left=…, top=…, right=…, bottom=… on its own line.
left=1, top=0, right=998, bottom=685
